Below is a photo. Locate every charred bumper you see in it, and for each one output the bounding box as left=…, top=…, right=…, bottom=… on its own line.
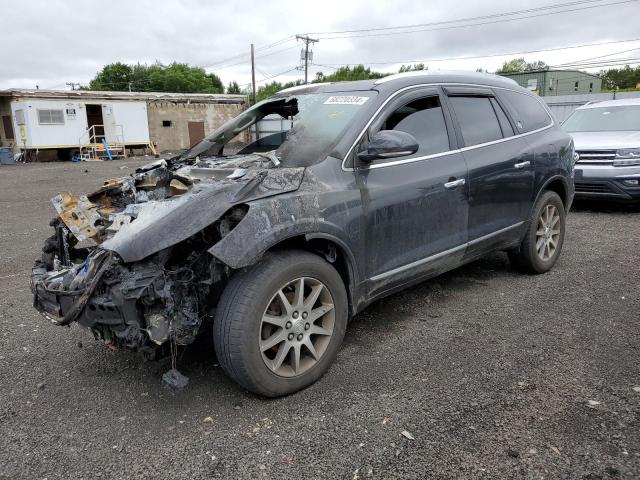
left=31, top=247, right=202, bottom=352
left=31, top=249, right=115, bottom=326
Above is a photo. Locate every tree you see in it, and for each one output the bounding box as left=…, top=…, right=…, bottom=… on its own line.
left=496, top=58, right=548, bottom=74
left=314, top=65, right=387, bottom=83
left=227, top=81, right=242, bottom=94
left=255, top=79, right=304, bottom=102
left=600, top=65, right=640, bottom=89
left=86, top=62, right=223, bottom=93
left=398, top=63, right=426, bottom=73
left=88, top=62, right=133, bottom=90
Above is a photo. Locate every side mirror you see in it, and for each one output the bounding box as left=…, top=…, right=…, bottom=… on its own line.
left=357, top=130, right=419, bottom=162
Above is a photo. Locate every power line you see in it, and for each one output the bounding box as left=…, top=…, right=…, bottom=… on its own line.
left=550, top=57, right=640, bottom=68
left=206, top=0, right=637, bottom=72
left=312, top=37, right=640, bottom=68
left=305, top=0, right=610, bottom=35
left=205, top=44, right=300, bottom=71
left=202, top=35, right=296, bottom=69
left=238, top=66, right=300, bottom=88
left=306, top=0, right=638, bottom=40
left=554, top=47, right=640, bottom=66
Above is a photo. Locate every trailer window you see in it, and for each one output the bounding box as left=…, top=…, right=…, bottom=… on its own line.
left=15, top=109, right=25, bottom=126
left=38, top=109, right=65, bottom=125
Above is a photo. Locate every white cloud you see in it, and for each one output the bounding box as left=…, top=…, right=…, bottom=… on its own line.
left=1, top=0, right=638, bottom=90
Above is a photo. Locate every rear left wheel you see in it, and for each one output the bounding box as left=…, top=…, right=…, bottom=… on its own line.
left=509, top=190, right=566, bottom=274
left=213, top=250, right=348, bottom=397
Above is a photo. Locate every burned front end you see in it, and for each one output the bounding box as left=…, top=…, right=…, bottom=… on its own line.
left=31, top=156, right=304, bottom=357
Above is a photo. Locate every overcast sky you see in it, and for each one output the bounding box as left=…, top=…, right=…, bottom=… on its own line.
left=1, top=0, right=639, bottom=91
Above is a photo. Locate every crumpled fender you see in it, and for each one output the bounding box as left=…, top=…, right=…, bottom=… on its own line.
left=208, top=192, right=354, bottom=270
left=101, top=167, right=304, bottom=263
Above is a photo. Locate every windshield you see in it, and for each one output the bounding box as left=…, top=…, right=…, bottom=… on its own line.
left=182, top=91, right=377, bottom=166
left=562, top=105, right=640, bottom=132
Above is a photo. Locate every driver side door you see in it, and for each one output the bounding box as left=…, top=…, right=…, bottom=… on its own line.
left=352, top=87, right=470, bottom=297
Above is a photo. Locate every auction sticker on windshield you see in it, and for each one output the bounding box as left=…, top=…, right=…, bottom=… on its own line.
left=323, top=96, right=369, bottom=105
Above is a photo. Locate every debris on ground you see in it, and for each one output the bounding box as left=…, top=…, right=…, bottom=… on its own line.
left=161, top=368, right=189, bottom=389
left=400, top=430, right=415, bottom=440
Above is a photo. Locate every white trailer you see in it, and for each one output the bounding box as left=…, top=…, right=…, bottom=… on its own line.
left=10, top=98, right=151, bottom=160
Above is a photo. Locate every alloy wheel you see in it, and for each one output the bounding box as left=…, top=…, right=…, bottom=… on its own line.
left=259, top=277, right=335, bottom=377
left=535, top=204, right=561, bottom=261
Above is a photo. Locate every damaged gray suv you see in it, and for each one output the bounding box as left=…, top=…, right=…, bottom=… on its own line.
left=31, top=71, right=574, bottom=396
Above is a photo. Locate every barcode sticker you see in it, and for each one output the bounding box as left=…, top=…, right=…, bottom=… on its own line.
left=323, top=96, right=369, bottom=105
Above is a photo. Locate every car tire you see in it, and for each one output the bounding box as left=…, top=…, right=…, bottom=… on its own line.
left=213, top=250, right=348, bottom=397
left=508, top=190, right=566, bottom=274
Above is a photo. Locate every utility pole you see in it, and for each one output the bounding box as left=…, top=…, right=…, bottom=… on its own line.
left=66, top=82, right=81, bottom=90
left=250, top=43, right=259, bottom=142
left=296, top=34, right=319, bottom=84
left=250, top=43, right=257, bottom=104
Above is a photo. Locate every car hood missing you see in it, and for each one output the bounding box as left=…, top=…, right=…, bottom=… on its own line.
left=53, top=154, right=305, bottom=263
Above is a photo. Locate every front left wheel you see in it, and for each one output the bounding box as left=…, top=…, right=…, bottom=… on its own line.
left=213, top=250, right=348, bottom=397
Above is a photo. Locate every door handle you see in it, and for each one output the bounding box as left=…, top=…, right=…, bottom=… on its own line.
left=514, top=161, right=531, bottom=169
left=444, top=178, right=466, bottom=189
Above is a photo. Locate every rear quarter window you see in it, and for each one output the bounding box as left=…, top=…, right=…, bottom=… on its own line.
left=499, top=89, right=552, bottom=133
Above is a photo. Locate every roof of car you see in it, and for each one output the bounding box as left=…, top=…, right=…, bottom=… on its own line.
left=577, top=98, right=640, bottom=109
left=275, top=70, right=524, bottom=97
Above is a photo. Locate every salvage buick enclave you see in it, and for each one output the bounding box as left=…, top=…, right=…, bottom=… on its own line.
left=31, top=71, right=574, bottom=396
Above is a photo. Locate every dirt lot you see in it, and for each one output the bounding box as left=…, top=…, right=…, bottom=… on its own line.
left=0, top=159, right=639, bottom=479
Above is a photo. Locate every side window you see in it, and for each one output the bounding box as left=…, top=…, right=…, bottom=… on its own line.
left=37, top=109, right=64, bottom=125
left=449, top=96, right=503, bottom=147
left=490, top=98, right=514, bottom=137
left=499, top=89, right=552, bottom=133
left=377, top=95, right=450, bottom=157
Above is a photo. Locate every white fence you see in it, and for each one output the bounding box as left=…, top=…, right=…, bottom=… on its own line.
left=543, top=91, right=640, bottom=122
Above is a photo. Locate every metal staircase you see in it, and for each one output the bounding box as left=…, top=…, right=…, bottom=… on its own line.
left=78, top=124, right=127, bottom=161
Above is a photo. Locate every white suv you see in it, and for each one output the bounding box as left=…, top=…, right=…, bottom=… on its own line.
left=563, top=98, right=640, bottom=202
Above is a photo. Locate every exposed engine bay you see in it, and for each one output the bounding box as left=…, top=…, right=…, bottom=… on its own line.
left=31, top=153, right=304, bottom=361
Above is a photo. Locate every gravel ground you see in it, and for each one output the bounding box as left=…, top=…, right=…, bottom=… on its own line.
left=0, top=160, right=639, bottom=480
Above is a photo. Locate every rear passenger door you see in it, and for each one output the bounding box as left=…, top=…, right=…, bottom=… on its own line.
left=444, top=87, right=533, bottom=249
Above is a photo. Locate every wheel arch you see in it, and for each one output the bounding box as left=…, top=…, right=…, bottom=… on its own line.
left=261, top=233, right=360, bottom=318
left=208, top=205, right=362, bottom=317
left=533, top=175, right=570, bottom=213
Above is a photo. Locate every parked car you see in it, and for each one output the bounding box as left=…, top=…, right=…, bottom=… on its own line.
left=562, top=98, right=640, bottom=202
left=31, top=71, right=574, bottom=397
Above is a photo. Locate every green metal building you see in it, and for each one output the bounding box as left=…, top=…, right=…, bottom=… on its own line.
left=498, top=69, right=602, bottom=96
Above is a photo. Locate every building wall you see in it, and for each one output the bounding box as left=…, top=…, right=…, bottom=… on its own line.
left=501, top=71, right=547, bottom=96
left=147, top=102, right=245, bottom=152
left=500, top=70, right=602, bottom=97
left=546, top=71, right=602, bottom=97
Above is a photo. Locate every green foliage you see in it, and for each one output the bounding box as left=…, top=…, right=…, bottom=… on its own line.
left=599, top=65, right=640, bottom=90
left=87, top=62, right=224, bottom=93
left=314, top=65, right=387, bottom=83
left=496, top=58, right=548, bottom=74
left=227, top=81, right=242, bottom=94
left=255, top=79, right=305, bottom=102
left=88, top=62, right=133, bottom=90
left=398, top=63, right=426, bottom=73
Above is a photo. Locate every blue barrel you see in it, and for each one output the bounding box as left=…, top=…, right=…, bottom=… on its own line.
left=0, top=148, right=15, bottom=165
